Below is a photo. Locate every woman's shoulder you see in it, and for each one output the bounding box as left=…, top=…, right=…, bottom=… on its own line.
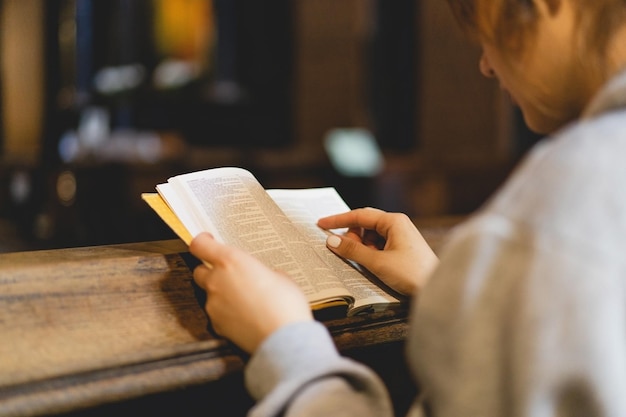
left=477, top=110, right=626, bottom=255
left=529, top=109, right=626, bottom=176
left=495, top=109, right=626, bottom=205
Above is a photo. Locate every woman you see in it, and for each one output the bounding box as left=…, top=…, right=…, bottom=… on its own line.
left=190, top=0, right=626, bottom=415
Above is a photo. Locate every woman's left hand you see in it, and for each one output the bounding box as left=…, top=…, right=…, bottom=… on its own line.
left=190, top=232, right=313, bottom=354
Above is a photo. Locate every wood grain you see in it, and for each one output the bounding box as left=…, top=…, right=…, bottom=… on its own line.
left=0, top=218, right=462, bottom=416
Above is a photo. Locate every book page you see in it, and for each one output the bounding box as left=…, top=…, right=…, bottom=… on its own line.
left=267, top=188, right=402, bottom=314
left=158, top=168, right=353, bottom=305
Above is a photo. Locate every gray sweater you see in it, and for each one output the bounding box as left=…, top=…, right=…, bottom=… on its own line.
left=245, top=70, right=626, bottom=416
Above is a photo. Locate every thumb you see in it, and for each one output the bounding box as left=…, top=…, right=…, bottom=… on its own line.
left=325, top=234, right=377, bottom=266
left=189, top=232, right=230, bottom=268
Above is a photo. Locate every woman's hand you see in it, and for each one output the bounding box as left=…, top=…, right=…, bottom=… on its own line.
left=189, top=233, right=313, bottom=354
left=318, top=208, right=438, bottom=296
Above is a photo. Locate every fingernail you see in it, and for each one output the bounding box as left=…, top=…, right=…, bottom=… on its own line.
left=327, top=235, right=341, bottom=248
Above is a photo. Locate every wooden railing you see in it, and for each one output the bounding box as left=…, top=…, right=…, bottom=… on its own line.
left=0, top=216, right=463, bottom=417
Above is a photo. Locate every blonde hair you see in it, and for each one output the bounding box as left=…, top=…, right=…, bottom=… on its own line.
left=446, top=0, right=626, bottom=73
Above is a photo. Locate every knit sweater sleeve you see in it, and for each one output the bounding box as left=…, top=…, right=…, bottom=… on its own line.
left=244, top=320, right=394, bottom=417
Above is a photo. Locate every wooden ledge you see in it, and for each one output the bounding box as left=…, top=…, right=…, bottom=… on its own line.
left=0, top=217, right=463, bottom=416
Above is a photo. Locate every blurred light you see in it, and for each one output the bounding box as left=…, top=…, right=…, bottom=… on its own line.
left=9, top=170, right=31, bottom=205
left=135, top=133, right=163, bottom=162
left=58, top=130, right=81, bottom=162
left=94, top=64, right=145, bottom=94
left=56, top=170, right=77, bottom=206
left=78, top=107, right=109, bottom=150
left=324, top=128, right=384, bottom=177
left=34, top=212, right=54, bottom=240
left=153, top=59, right=198, bottom=89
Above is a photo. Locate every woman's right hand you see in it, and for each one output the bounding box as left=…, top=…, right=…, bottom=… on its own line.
left=317, top=208, right=438, bottom=296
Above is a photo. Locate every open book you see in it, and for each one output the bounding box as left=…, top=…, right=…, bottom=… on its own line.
left=142, top=167, right=405, bottom=317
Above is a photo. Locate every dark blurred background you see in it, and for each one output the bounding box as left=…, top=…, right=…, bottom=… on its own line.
left=0, top=0, right=541, bottom=253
